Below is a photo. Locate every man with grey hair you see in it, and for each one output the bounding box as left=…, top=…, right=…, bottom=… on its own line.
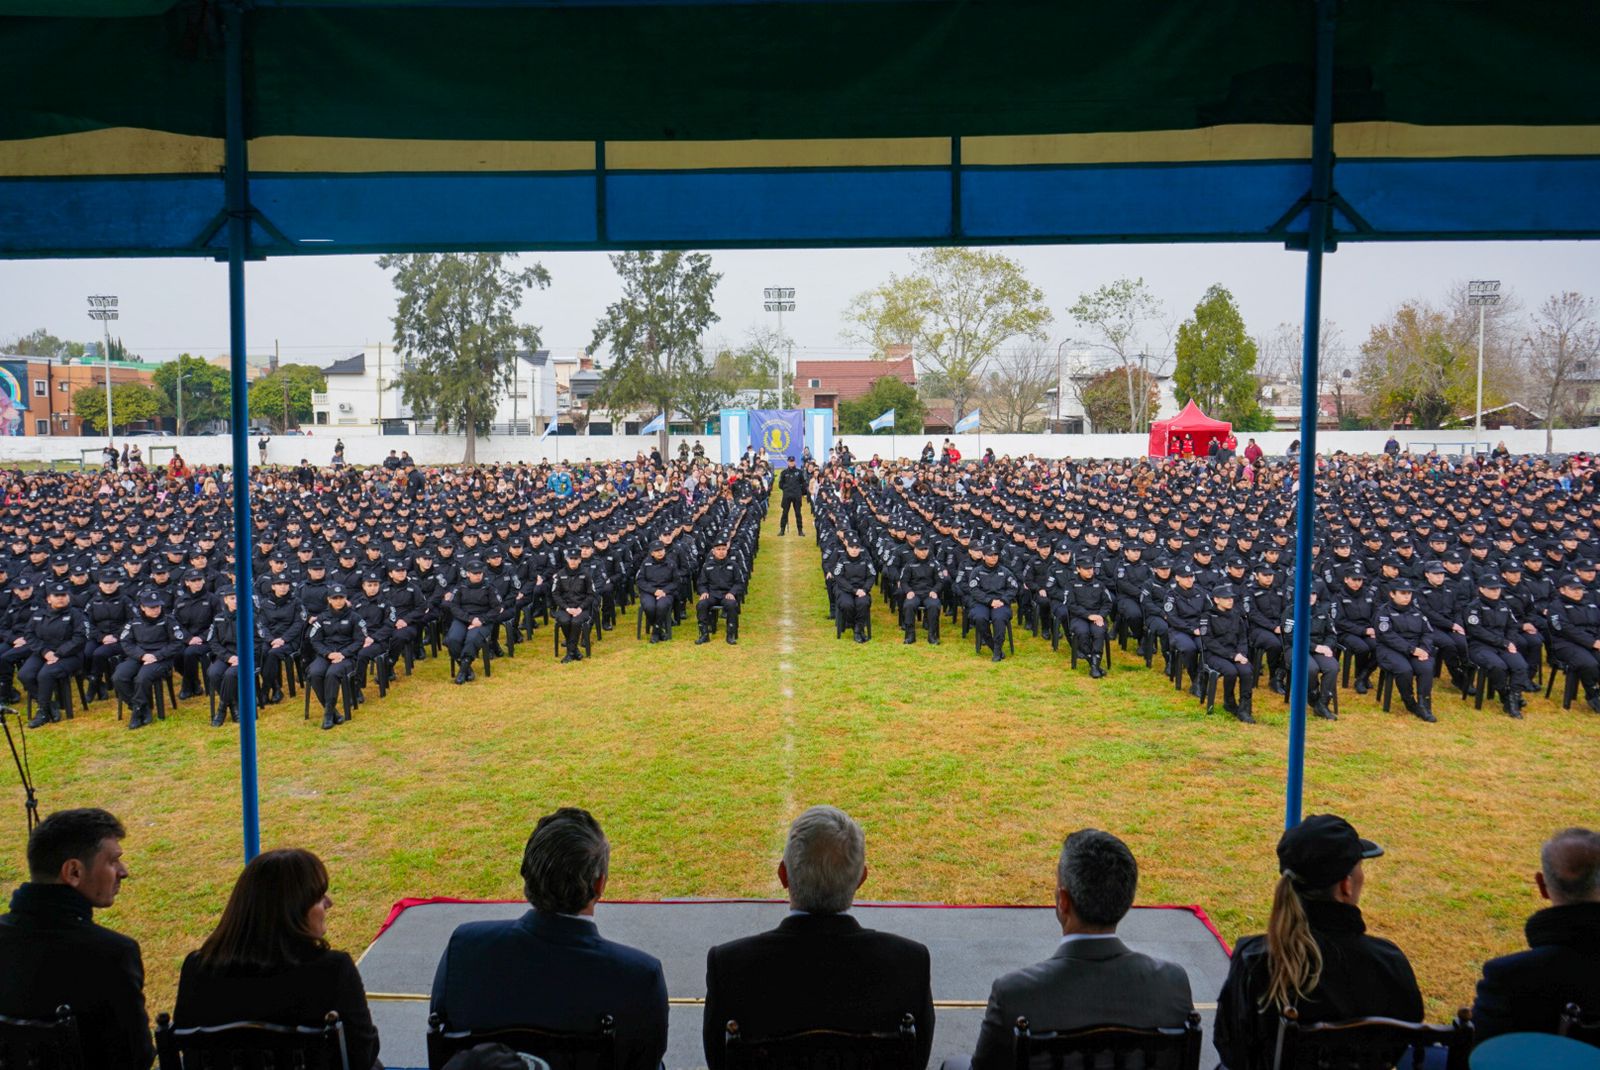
left=702, top=805, right=934, bottom=1070
left=1473, top=826, right=1600, bottom=1045
left=947, top=829, right=1193, bottom=1070
left=430, top=807, right=668, bottom=1070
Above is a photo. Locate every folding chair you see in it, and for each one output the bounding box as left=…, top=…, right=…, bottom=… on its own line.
left=1014, top=1012, right=1201, bottom=1070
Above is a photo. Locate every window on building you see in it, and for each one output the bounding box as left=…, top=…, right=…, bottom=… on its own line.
left=58, top=381, right=69, bottom=392
left=34, top=419, right=48, bottom=435
left=808, top=378, right=820, bottom=389
left=33, top=380, right=46, bottom=397
left=315, top=412, right=329, bottom=425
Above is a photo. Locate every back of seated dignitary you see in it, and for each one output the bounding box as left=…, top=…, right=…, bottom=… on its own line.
left=1472, top=826, right=1600, bottom=1045
left=0, top=807, right=153, bottom=1070
left=1213, top=814, right=1422, bottom=1070
left=945, top=829, right=1193, bottom=1070
left=174, top=847, right=380, bottom=1070
left=430, top=807, right=669, bottom=1070
left=702, top=805, right=935, bottom=1070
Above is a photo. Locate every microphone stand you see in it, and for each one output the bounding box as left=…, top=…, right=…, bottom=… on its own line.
left=0, top=704, right=39, bottom=833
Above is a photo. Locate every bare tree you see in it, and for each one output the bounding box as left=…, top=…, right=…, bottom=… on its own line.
left=1068, top=278, right=1168, bottom=432
left=1257, top=318, right=1353, bottom=423
left=979, top=345, right=1057, bottom=432
left=1527, top=291, right=1600, bottom=451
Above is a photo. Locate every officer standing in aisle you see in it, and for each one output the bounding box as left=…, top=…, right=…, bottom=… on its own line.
left=778, top=456, right=807, bottom=536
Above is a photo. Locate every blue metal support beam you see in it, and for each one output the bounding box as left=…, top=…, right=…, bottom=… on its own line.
left=225, top=0, right=262, bottom=861
left=1284, top=0, right=1338, bottom=830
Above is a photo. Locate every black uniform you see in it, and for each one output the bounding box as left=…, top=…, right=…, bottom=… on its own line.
left=635, top=554, right=679, bottom=641
left=552, top=563, right=595, bottom=660
left=83, top=589, right=134, bottom=698
left=20, top=599, right=86, bottom=725
left=1165, top=581, right=1209, bottom=691
left=966, top=559, right=1019, bottom=660
left=115, top=609, right=185, bottom=728
left=831, top=554, right=877, bottom=640
left=1202, top=596, right=1255, bottom=720
left=778, top=465, right=807, bottom=535
left=1064, top=572, right=1113, bottom=671
left=696, top=554, right=745, bottom=644
left=1465, top=592, right=1532, bottom=715
left=205, top=600, right=248, bottom=724
left=897, top=554, right=943, bottom=642
left=255, top=588, right=305, bottom=701
left=1548, top=588, right=1600, bottom=705
left=1374, top=595, right=1436, bottom=718
left=444, top=575, right=503, bottom=672
left=172, top=589, right=217, bottom=697
left=305, top=601, right=368, bottom=725
left=1335, top=580, right=1380, bottom=690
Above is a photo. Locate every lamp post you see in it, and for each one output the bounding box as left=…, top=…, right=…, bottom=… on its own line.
left=86, top=295, right=118, bottom=440
left=763, top=287, right=796, bottom=408
left=1468, top=280, right=1501, bottom=452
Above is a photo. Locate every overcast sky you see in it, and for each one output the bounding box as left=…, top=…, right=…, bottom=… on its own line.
left=1, top=241, right=1595, bottom=368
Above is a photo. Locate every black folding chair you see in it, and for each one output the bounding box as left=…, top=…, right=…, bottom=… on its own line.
left=1561, top=1002, right=1600, bottom=1047
left=724, top=1013, right=917, bottom=1070
left=426, top=1012, right=615, bottom=1070
left=0, top=1004, right=83, bottom=1070
left=1013, top=1011, right=1201, bottom=1070
left=1272, top=1008, right=1472, bottom=1070
left=154, top=1010, right=349, bottom=1070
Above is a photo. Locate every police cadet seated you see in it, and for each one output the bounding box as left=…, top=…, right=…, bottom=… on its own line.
left=114, top=589, right=185, bottom=730
left=1203, top=584, right=1255, bottom=724
left=1064, top=559, right=1111, bottom=676
left=636, top=538, right=679, bottom=643
left=204, top=586, right=247, bottom=726
left=21, top=582, right=87, bottom=728
left=831, top=540, right=876, bottom=644
left=446, top=560, right=503, bottom=682
left=306, top=583, right=367, bottom=730
left=172, top=569, right=217, bottom=699
left=696, top=540, right=745, bottom=645
left=1374, top=579, right=1438, bottom=722
left=86, top=570, right=134, bottom=703
left=967, top=540, right=1018, bottom=663
left=1466, top=573, right=1534, bottom=718
left=553, top=547, right=595, bottom=663
left=897, top=540, right=943, bottom=645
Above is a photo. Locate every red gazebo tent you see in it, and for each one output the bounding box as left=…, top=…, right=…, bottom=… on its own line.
left=1148, top=401, right=1232, bottom=458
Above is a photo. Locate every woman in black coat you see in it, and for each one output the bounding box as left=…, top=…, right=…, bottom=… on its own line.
left=173, top=848, right=380, bottom=1069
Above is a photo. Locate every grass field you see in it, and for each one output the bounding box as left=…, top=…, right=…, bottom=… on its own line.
left=0, top=493, right=1596, bottom=1023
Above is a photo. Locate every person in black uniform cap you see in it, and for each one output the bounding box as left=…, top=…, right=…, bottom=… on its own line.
left=115, top=589, right=185, bottom=730
left=84, top=570, right=133, bottom=702
left=1416, top=561, right=1474, bottom=696
left=1465, top=574, right=1532, bottom=719
left=0, top=575, right=37, bottom=703
left=1202, top=584, right=1255, bottom=723
left=1546, top=574, right=1600, bottom=714
left=967, top=541, right=1019, bottom=663
left=305, top=583, right=367, bottom=730
left=1245, top=565, right=1288, bottom=696
left=1165, top=565, right=1208, bottom=696
left=257, top=574, right=304, bottom=705
left=205, top=586, right=245, bottom=726
left=830, top=541, right=876, bottom=644
left=445, top=560, right=502, bottom=683
left=636, top=540, right=679, bottom=643
left=1213, top=815, right=1422, bottom=1070
left=897, top=541, right=942, bottom=645
left=172, top=570, right=216, bottom=700
left=1064, top=559, right=1112, bottom=677
left=1291, top=587, right=1340, bottom=721
left=1373, top=579, right=1437, bottom=722
left=553, top=547, right=595, bottom=663
left=696, top=542, right=744, bottom=646
left=777, top=456, right=807, bottom=536
left=21, top=583, right=86, bottom=728
left=1334, top=568, right=1379, bottom=695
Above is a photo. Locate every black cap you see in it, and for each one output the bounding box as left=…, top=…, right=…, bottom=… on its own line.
left=563, top=547, right=583, bottom=560
left=138, top=589, right=164, bottom=608
left=1476, top=573, right=1504, bottom=589
left=69, top=562, right=88, bottom=576
left=183, top=569, right=206, bottom=583
left=1423, top=561, right=1445, bottom=575
left=1211, top=584, right=1236, bottom=599
left=465, top=559, right=486, bottom=572
left=307, top=557, right=327, bottom=569
left=1277, top=814, right=1384, bottom=889
left=361, top=572, right=382, bottom=584
left=327, top=583, right=348, bottom=598
left=98, top=569, right=122, bottom=584
left=1388, top=578, right=1416, bottom=593
left=216, top=585, right=237, bottom=598
left=270, top=573, right=293, bottom=586
left=48, top=582, right=69, bottom=596
left=1559, top=573, right=1584, bottom=588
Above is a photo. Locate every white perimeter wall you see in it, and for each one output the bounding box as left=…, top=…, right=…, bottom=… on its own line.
left=6, top=427, right=1600, bottom=468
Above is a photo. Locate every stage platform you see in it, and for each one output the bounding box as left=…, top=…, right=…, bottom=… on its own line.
left=359, top=899, right=1232, bottom=1069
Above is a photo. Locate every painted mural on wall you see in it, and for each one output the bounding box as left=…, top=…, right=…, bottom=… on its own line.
left=0, top=362, right=28, bottom=436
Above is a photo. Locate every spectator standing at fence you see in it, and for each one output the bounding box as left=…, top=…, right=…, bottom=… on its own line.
left=702, top=805, right=934, bottom=1070
left=949, top=829, right=1193, bottom=1070
left=1213, top=815, right=1421, bottom=1070
left=1472, top=827, right=1600, bottom=1045
left=257, top=434, right=269, bottom=466
left=0, top=808, right=152, bottom=1070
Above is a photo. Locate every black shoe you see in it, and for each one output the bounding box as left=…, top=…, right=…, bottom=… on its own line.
left=1353, top=674, right=1371, bottom=695
left=267, top=688, right=284, bottom=705
left=129, top=708, right=149, bottom=729
left=648, top=632, right=660, bottom=644
left=210, top=710, right=225, bottom=727
left=1, top=688, right=20, bottom=705
left=1521, top=681, right=1542, bottom=693
left=1414, top=702, right=1437, bottom=723
left=1587, top=693, right=1600, bottom=715
left=854, top=628, right=867, bottom=643
left=695, top=629, right=710, bottom=645
left=1401, top=694, right=1420, bottom=716
left=1312, top=700, right=1337, bottom=721
left=602, top=621, right=614, bottom=632
left=1088, top=656, right=1106, bottom=680
left=726, top=632, right=737, bottom=645
left=1268, top=672, right=1288, bottom=697
left=453, top=667, right=470, bottom=685
left=991, top=646, right=1004, bottom=663
left=321, top=710, right=336, bottom=730
left=26, top=712, right=50, bottom=729
left=903, top=631, right=916, bottom=645
left=561, top=652, right=577, bottom=664
left=177, top=687, right=198, bottom=700
left=1234, top=702, right=1256, bottom=725
left=1189, top=678, right=1205, bottom=699
left=928, top=635, right=940, bottom=646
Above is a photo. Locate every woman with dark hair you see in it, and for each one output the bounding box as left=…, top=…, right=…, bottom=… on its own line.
left=173, top=848, right=381, bottom=1069
left=1212, top=815, right=1422, bottom=1070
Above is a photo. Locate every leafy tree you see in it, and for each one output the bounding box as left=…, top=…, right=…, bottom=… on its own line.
left=1078, top=366, right=1160, bottom=433
left=845, top=248, right=1052, bottom=424
left=379, top=252, right=551, bottom=463
left=1173, top=284, right=1260, bottom=426
left=152, top=354, right=231, bottom=433
left=712, top=327, right=796, bottom=409
left=1357, top=303, right=1483, bottom=430
left=73, top=382, right=165, bottom=433
left=979, top=346, right=1056, bottom=432
left=837, top=376, right=926, bottom=434
left=591, top=251, right=722, bottom=452
left=1068, top=277, right=1167, bottom=432
left=6, top=328, right=85, bottom=361
left=247, top=364, right=327, bottom=432
left=674, top=348, right=738, bottom=431
left=1526, top=291, right=1600, bottom=450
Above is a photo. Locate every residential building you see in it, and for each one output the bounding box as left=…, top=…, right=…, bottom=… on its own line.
left=309, top=345, right=557, bottom=434
left=794, top=356, right=916, bottom=422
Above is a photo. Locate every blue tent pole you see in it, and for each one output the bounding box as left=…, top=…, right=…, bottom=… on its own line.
left=224, top=0, right=261, bottom=862
left=1284, top=0, right=1337, bottom=831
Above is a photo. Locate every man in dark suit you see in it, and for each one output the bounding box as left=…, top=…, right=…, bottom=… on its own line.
left=948, top=829, right=1194, bottom=1070
left=1473, top=827, right=1600, bottom=1045
left=0, top=807, right=153, bottom=1070
left=702, top=806, right=935, bottom=1070
left=430, top=808, right=668, bottom=1070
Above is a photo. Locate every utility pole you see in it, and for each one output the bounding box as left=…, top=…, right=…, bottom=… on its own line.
left=176, top=359, right=184, bottom=435
left=376, top=342, right=383, bottom=429
left=86, top=295, right=118, bottom=440
left=1468, top=280, right=1501, bottom=452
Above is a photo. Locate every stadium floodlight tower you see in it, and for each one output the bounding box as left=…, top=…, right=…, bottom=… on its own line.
left=1467, top=280, right=1501, bottom=452
left=86, top=294, right=119, bottom=443
left=763, top=287, right=796, bottom=407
